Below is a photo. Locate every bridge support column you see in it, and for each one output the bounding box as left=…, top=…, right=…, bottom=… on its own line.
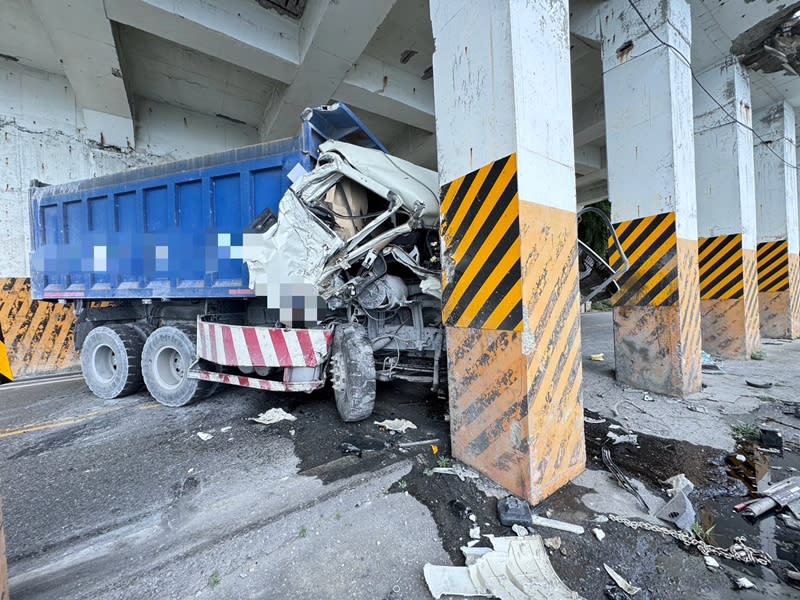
left=753, top=101, right=800, bottom=339
left=430, top=0, right=584, bottom=503
left=693, top=57, right=760, bottom=358
left=601, top=0, right=702, bottom=396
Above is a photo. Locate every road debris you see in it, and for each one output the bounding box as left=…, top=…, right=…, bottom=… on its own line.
left=604, top=564, right=641, bottom=596
left=738, top=475, right=800, bottom=518
left=704, top=556, right=720, bottom=570
left=497, top=496, right=533, bottom=528
left=592, top=528, right=606, bottom=541
left=374, top=418, right=417, bottom=433
left=249, top=408, right=297, bottom=425
left=543, top=536, right=562, bottom=551
left=423, top=535, right=584, bottom=599
left=735, top=577, right=755, bottom=589
left=396, top=438, right=439, bottom=448
left=590, top=353, right=605, bottom=361
left=701, top=351, right=724, bottom=373
left=220, top=426, right=232, bottom=433
left=196, top=431, right=213, bottom=441
left=662, top=473, right=695, bottom=497
left=340, top=442, right=362, bottom=457
left=469, top=525, right=481, bottom=540
left=602, top=445, right=650, bottom=510
left=745, top=380, right=773, bottom=389
left=431, top=464, right=480, bottom=482
left=511, top=524, right=529, bottom=536
left=584, top=416, right=606, bottom=424
left=759, top=426, right=783, bottom=451
left=606, top=431, right=638, bottom=445
left=655, top=489, right=696, bottom=531
left=529, top=515, right=585, bottom=535
left=608, top=514, right=772, bottom=566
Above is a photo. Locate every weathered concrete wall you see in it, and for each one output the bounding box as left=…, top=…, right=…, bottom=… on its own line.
left=0, top=61, right=258, bottom=377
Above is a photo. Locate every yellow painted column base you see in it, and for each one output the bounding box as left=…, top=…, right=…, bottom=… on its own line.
left=445, top=201, right=586, bottom=505
left=700, top=298, right=761, bottom=359
left=0, top=278, right=78, bottom=378
left=609, top=213, right=702, bottom=397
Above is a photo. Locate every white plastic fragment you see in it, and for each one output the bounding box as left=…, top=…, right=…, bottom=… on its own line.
left=592, top=528, right=606, bottom=541
left=604, top=564, right=641, bottom=595
left=606, top=431, right=639, bottom=445
left=424, top=536, right=584, bottom=599
left=704, top=556, right=720, bottom=570
left=469, top=525, right=481, bottom=540
left=584, top=417, right=606, bottom=424
left=374, top=418, right=417, bottom=433
left=735, top=577, right=755, bottom=589
left=220, top=426, right=232, bottom=433
left=529, top=515, right=585, bottom=535
left=662, top=473, right=695, bottom=497
left=196, top=432, right=213, bottom=441
left=511, top=524, right=529, bottom=536
left=250, top=408, right=297, bottom=425
left=544, top=536, right=562, bottom=550
left=431, top=464, right=480, bottom=482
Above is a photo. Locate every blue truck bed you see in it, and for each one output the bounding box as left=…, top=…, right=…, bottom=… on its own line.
left=29, top=104, right=387, bottom=301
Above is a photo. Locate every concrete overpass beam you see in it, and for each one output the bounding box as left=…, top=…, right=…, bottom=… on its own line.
left=430, top=0, right=584, bottom=503
left=693, top=57, right=760, bottom=359
left=602, top=0, right=702, bottom=396
left=32, top=0, right=133, bottom=148
left=259, top=0, right=397, bottom=140
left=104, top=0, right=300, bottom=83
left=753, top=101, right=800, bottom=338
left=335, top=55, right=436, bottom=132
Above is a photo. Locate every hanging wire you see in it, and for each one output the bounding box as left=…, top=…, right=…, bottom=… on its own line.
left=625, top=0, right=798, bottom=171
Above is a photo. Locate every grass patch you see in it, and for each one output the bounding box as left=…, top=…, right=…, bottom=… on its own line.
left=208, top=571, right=221, bottom=589
left=437, top=456, right=452, bottom=468
left=299, top=526, right=308, bottom=538
left=731, top=422, right=760, bottom=442
left=691, top=523, right=716, bottom=543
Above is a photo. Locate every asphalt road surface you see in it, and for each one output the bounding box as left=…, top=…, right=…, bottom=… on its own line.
left=0, top=375, right=449, bottom=599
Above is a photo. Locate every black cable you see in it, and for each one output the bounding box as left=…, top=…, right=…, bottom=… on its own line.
left=625, top=0, right=798, bottom=171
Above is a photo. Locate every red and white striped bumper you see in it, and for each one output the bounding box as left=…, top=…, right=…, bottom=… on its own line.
left=196, top=318, right=333, bottom=368
left=192, top=370, right=325, bottom=393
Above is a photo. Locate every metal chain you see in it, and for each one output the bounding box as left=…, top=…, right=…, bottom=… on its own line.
left=608, top=514, right=772, bottom=566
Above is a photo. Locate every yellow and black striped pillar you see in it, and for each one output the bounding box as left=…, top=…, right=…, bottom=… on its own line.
left=0, top=278, right=78, bottom=379
left=692, top=234, right=760, bottom=358
left=755, top=240, right=800, bottom=338
left=442, top=154, right=585, bottom=504
left=0, top=325, right=12, bottom=384
left=608, top=211, right=702, bottom=396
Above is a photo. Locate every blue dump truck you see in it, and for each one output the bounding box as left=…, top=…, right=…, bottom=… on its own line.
left=30, top=104, right=447, bottom=421
left=30, top=103, right=624, bottom=421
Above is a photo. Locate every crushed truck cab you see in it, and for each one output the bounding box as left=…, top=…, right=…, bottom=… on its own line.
left=188, top=140, right=444, bottom=421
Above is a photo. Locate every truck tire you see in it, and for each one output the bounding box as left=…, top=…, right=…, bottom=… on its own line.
left=330, top=323, right=376, bottom=422
left=80, top=325, right=144, bottom=399
left=141, top=324, right=213, bottom=407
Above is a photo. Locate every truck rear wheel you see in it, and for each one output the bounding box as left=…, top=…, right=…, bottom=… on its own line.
left=141, top=324, right=213, bottom=407
left=80, top=325, right=144, bottom=399
left=330, top=323, right=376, bottom=422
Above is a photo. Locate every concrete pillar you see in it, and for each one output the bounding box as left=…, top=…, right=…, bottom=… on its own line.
left=602, top=0, right=702, bottom=396
left=753, top=101, right=800, bottom=339
left=430, top=0, right=584, bottom=503
left=693, top=57, right=760, bottom=359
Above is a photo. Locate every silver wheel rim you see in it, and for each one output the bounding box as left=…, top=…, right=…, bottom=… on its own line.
left=92, top=344, right=118, bottom=383
left=154, top=345, right=184, bottom=390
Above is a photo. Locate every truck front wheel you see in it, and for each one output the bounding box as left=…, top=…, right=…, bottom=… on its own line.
left=80, top=325, right=144, bottom=399
left=141, top=325, right=213, bottom=407
left=330, top=323, right=376, bottom=422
